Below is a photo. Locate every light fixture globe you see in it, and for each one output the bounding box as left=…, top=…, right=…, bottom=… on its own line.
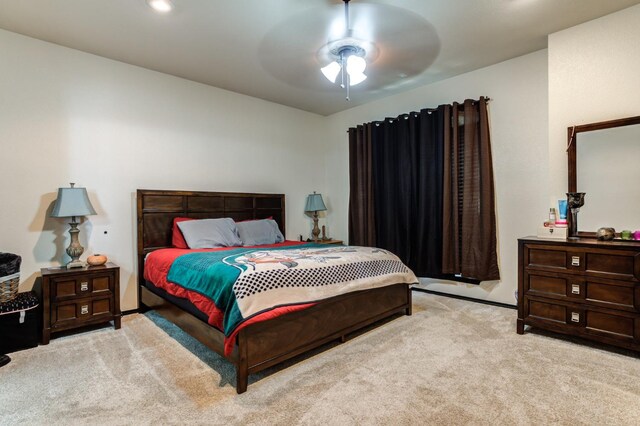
left=346, top=55, right=366, bottom=76
left=321, top=61, right=341, bottom=83
left=146, top=0, right=173, bottom=13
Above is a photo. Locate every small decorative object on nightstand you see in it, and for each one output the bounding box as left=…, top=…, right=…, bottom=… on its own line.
left=87, top=254, right=108, bottom=266
left=50, top=183, right=97, bottom=268
left=40, top=262, right=121, bottom=344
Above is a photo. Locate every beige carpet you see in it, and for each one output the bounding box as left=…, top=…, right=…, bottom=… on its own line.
left=1, top=291, right=639, bottom=425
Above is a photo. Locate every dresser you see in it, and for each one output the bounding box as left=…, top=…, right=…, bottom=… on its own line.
left=517, top=237, right=640, bottom=351
left=41, top=263, right=121, bottom=344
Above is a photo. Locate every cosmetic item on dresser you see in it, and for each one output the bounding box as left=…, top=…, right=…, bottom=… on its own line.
left=517, top=236, right=640, bottom=352
left=548, top=208, right=556, bottom=226
left=555, top=200, right=568, bottom=227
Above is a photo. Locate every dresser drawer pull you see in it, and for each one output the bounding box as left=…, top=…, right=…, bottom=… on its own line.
left=571, top=312, right=580, bottom=323
left=571, top=284, right=580, bottom=295
left=80, top=305, right=89, bottom=315
left=571, top=256, right=580, bottom=266
left=80, top=282, right=89, bottom=291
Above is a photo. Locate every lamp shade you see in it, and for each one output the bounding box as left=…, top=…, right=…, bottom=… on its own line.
left=50, top=184, right=97, bottom=218
left=305, top=192, right=327, bottom=213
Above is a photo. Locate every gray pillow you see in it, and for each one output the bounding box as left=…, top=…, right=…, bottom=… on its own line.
left=236, top=219, right=285, bottom=246
left=177, top=218, right=242, bottom=249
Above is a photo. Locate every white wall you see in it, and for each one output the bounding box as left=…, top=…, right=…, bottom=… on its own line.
left=0, top=29, right=326, bottom=311
left=324, top=50, right=549, bottom=305
left=548, top=4, right=640, bottom=204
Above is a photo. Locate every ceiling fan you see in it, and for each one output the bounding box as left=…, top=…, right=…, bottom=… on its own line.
left=258, top=1, right=439, bottom=103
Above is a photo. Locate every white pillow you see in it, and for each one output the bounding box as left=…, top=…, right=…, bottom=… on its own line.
left=177, top=218, right=242, bottom=249
left=236, top=219, right=284, bottom=246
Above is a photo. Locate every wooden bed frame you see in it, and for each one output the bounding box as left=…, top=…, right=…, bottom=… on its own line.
left=137, top=189, right=412, bottom=393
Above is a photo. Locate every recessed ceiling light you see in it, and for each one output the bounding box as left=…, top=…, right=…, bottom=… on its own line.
left=146, top=0, right=173, bottom=13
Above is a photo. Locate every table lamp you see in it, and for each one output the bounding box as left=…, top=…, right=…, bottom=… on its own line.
left=305, top=191, right=327, bottom=243
left=50, top=183, right=97, bottom=268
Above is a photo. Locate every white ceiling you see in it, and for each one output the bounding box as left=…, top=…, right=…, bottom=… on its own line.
left=0, top=0, right=638, bottom=116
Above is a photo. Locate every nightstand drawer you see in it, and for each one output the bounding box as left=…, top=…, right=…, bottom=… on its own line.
left=51, top=296, right=114, bottom=329
left=51, top=272, right=114, bottom=301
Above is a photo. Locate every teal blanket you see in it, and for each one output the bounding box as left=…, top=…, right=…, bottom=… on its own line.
left=167, top=244, right=322, bottom=335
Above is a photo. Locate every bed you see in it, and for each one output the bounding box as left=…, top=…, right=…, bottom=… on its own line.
left=137, top=189, right=414, bottom=393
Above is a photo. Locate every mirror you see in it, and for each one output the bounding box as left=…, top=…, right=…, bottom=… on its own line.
left=568, top=116, right=640, bottom=236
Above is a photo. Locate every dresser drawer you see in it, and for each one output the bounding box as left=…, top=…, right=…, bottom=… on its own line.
left=51, top=296, right=114, bottom=329
left=524, top=271, right=584, bottom=300
left=51, top=272, right=114, bottom=302
left=584, top=251, right=640, bottom=280
left=524, top=245, right=584, bottom=272
left=524, top=243, right=640, bottom=280
left=525, top=271, right=640, bottom=312
left=524, top=297, right=640, bottom=344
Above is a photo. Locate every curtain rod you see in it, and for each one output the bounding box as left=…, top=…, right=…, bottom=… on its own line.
left=347, top=96, right=491, bottom=130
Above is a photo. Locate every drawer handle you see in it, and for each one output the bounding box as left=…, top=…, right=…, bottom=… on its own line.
left=571, top=256, right=581, bottom=267
left=571, top=284, right=580, bottom=295
left=81, top=305, right=89, bottom=315
left=80, top=282, right=89, bottom=291
left=571, top=312, right=580, bottom=323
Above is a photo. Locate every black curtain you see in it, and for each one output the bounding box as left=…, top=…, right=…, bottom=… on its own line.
left=369, top=108, right=444, bottom=277
left=348, top=98, right=499, bottom=282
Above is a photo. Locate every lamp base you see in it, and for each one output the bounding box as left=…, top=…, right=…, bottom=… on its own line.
left=311, top=212, right=321, bottom=243
left=66, top=260, right=85, bottom=269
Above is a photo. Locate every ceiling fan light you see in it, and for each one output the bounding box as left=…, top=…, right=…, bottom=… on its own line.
left=321, top=61, right=341, bottom=83
left=346, top=55, right=366, bottom=75
left=146, top=0, right=173, bottom=13
left=348, top=71, right=367, bottom=86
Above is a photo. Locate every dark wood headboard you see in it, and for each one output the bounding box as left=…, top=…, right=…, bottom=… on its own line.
left=136, top=189, right=286, bottom=287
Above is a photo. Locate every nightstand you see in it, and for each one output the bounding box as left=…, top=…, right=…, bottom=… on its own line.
left=40, top=262, right=121, bottom=344
left=316, top=239, right=344, bottom=245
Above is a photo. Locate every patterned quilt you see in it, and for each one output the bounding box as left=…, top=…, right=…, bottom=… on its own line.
left=145, top=243, right=417, bottom=355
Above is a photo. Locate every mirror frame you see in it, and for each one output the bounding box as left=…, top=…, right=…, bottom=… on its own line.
left=567, top=115, right=640, bottom=237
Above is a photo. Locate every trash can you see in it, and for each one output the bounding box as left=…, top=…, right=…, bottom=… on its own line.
left=0, top=253, right=21, bottom=303
left=0, top=291, right=40, bottom=353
